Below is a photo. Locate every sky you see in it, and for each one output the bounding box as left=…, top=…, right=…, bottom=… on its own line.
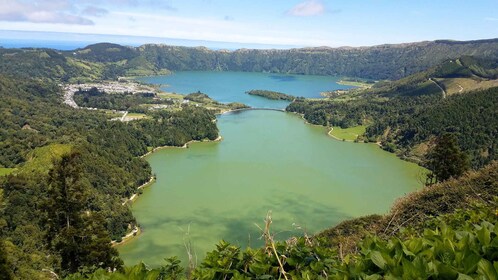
left=0, top=0, right=498, bottom=48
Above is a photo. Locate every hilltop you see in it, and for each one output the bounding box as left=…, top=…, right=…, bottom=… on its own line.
left=65, top=39, right=498, bottom=80
left=2, top=38, right=498, bottom=83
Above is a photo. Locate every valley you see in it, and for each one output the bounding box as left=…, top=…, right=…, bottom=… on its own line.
left=0, top=36, right=496, bottom=279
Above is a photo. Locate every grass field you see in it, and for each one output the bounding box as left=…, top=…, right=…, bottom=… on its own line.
left=438, top=77, right=498, bottom=96
left=337, top=80, right=374, bottom=89
left=19, top=144, right=72, bottom=175
left=329, top=125, right=366, bottom=141
left=126, top=113, right=148, bottom=119
left=0, top=168, right=15, bottom=176
left=157, top=92, right=184, bottom=100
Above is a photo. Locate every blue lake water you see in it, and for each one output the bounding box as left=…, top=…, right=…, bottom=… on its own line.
left=119, top=71, right=425, bottom=266
left=137, top=71, right=354, bottom=109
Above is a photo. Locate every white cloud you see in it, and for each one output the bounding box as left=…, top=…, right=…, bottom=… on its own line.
left=83, top=6, right=109, bottom=17
left=287, top=0, right=325, bottom=17
left=0, top=0, right=93, bottom=25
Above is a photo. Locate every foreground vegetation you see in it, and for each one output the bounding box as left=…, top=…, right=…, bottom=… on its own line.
left=61, top=162, right=498, bottom=279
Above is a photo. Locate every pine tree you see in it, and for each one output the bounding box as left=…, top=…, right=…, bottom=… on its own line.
left=426, top=134, right=470, bottom=184
left=44, top=152, right=122, bottom=275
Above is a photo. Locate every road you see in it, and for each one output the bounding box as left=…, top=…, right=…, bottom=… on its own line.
left=429, top=78, right=446, bottom=98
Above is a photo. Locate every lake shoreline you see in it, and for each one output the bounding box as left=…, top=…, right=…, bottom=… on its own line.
left=113, top=134, right=223, bottom=246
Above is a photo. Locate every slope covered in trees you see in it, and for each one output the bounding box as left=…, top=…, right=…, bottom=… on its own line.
left=2, top=39, right=498, bottom=83
left=287, top=58, right=498, bottom=168
left=0, top=75, right=218, bottom=278
left=59, top=38, right=498, bottom=80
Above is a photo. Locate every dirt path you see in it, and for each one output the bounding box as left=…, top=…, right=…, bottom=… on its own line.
left=429, top=78, right=446, bottom=98
left=120, top=111, right=129, bottom=122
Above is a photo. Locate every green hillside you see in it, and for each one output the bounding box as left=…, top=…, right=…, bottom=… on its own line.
left=60, top=39, right=498, bottom=80
left=0, top=75, right=218, bottom=278
left=287, top=57, right=498, bottom=168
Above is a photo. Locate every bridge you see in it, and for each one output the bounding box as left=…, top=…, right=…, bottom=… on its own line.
left=221, top=107, right=286, bottom=114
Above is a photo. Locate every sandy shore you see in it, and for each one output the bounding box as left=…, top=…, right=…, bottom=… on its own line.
left=111, top=226, right=141, bottom=246
left=121, top=176, right=155, bottom=206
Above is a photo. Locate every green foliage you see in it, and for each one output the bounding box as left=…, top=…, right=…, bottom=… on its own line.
left=426, top=133, right=470, bottom=183
left=246, top=90, right=296, bottom=101
left=43, top=152, right=122, bottom=275
left=71, top=43, right=138, bottom=63
left=0, top=190, right=13, bottom=280
left=65, top=257, right=184, bottom=280
left=68, top=201, right=498, bottom=280
left=65, top=39, right=498, bottom=80
left=341, top=215, right=498, bottom=279
left=184, top=92, right=212, bottom=103
left=0, top=75, right=219, bottom=278
left=0, top=48, right=103, bottom=82
left=0, top=168, right=15, bottom=177
left=288, top=80, right=498, bottom=168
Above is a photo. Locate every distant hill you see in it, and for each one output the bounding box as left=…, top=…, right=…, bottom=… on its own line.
left=0, top=48, right=103, bottom=82
left=368, top=55, right=498, bottom=97
left=60, top=38, right=498, bottom=80
left=1, top=38, right=498, bottom=81
left=138, top=39, right=498, bottom=80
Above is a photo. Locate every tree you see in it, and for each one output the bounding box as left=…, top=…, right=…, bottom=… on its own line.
left=0, top=239, right=12, bottom=280
left=425, top=134, right=470, bottom=184
left=44, top=152, right=122, bottom=275
left=0, top=190, right=13, bottom=280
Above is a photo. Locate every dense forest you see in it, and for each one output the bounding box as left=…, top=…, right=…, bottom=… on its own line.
left=0, top=75, right=218, bottom=278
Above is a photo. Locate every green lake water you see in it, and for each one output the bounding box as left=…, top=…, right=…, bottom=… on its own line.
left=119, top=72, right=425, bottom=266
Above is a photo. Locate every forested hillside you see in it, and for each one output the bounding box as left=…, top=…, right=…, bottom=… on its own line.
left=63, top=38, right=498, bottom=80
left=287, top=58, right=498, bottom=168
left=2, top=39, right=498, bottom=83
left=0, top=75, right=218, bottom=278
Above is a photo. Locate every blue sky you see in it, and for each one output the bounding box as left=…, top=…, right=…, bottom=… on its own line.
left=0, top=0, right=497, bottom=47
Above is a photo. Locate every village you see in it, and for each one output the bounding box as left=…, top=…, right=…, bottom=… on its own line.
left=60, top=80, right=239, bottom=121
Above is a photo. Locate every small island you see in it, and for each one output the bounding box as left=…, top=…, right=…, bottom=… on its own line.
left=246, top=89, right=296, bottom=101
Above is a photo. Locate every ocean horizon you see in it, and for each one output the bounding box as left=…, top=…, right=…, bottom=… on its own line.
left=0, top=30, right=301, bottom=51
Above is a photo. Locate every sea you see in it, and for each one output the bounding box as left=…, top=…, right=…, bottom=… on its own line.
left=0, top=30, right=300, bottom=51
